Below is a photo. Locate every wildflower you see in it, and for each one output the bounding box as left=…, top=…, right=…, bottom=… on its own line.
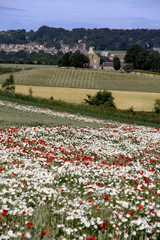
left=139, top=205, right=144, bottom=209
left=86, top=237, right=96, bottom=240
left=41, top=230, right=47, bottom=235
left=104, top=195, right=109, bottom=200
left=26, top=222, right=34, bottom=227
left=2, top=209, right=8, bottom=216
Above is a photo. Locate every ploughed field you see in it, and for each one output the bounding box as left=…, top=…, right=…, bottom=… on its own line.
left=0, top=100, right=160, bottom=240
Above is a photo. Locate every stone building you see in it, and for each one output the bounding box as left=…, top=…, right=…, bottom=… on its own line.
left=87, top=47, right=101, bottom=70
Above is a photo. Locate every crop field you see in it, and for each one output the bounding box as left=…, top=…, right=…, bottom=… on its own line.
left=13, top=85, right=160, bottom=111
left=0, top=66, right=160, bottom=93
left=0, top=100, right=160, bottom=240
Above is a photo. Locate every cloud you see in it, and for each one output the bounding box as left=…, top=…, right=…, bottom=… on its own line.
left=0, top=6, right=25, bottom=12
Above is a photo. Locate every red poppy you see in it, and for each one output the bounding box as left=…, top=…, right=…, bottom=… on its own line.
left=2, top=209, right=8, bottom=216
left=104, top=195, right=109, bottom=200
left=26, top=222, right=34, bottom=227
left=139, top=205, right=144, bottom=209
left=41, top=230, right=47, bottom=235
left=86, top=237, right=96, bottom=240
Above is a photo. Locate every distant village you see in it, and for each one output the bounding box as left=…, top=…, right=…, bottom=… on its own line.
left=0, top=42, right=127, bottom=71
left=0, top=42, right=86, bottom=55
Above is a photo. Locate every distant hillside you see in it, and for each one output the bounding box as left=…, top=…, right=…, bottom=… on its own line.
left=0, top=26, right=160, bottom=50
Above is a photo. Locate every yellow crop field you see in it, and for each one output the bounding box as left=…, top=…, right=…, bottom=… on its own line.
left=15, top=85, right=160, bottom=111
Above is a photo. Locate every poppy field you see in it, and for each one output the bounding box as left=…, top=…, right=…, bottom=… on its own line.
left=0, top=100, right=160, bottom=240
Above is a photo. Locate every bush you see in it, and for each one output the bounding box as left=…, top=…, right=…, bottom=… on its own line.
left=123, top=64, right=134, bottom=73
left=1, top=74, right=15, bottom=92
left=84, top=90, right=116, bottom=109
left=154, top=99, right=160, bottom=114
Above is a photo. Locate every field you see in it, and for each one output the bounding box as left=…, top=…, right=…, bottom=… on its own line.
left=0, top=100, right=160, bottom=240
left=0, top=65, right=160, bottom=112
left=0, top=66, right=160, bottom=93
left=13, top=85, right=160, bottom=111
left=96, top=50, right=126, bottom=56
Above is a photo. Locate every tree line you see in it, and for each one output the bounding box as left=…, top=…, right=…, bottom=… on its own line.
left=1, top=26, right=160, bottom=50
left=0, top=50, right=89, bottom=68
left=0, top=50, right=63, bottom=65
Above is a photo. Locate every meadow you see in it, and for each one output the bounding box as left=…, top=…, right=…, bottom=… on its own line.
left=0, top=100, right=160, bottom=240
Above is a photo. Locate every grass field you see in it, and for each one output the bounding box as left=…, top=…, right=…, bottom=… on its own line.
left=13, top=85, right=160, bottom=112
left=95, top=50, right=126, bottom=56
left=0, top=100, right=105, bottom=129
left=0, top=66, right=160, bottom=93
left=0, top=100, right=160, bottom=240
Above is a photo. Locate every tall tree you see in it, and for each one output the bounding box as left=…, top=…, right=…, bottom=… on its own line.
left=124, top=45, right=142, bottom=68
left=113, top=57, right=121, bottom=70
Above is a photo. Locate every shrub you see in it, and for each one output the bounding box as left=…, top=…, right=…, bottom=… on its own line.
left=123, top=64, right=134, bottom=73
left=84, top=90, right=116, bottom=109
left=127, top=106, right=135, bottom=115
left=154, top=99, right=160, bottom=114
left=1, top=74, right=15, bottom=92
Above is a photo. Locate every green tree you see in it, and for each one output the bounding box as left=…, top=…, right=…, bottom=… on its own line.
left=124, top=45, right=142, bottom=68
left=70, top=51, right=89, bottom=68
left=113, top=57, right=121, bottom=70
left=151, top=56, right=160, bottom=72
left=58, top=51, right=89, bottom=68
left=57, top=52, right=72, bottom=67
left=135, top=49, right=153, bottom=70
left=2, top=74, right=15, bottom=92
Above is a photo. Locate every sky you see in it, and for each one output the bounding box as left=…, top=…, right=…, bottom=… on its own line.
left=0, top=0, right=159, bottom=31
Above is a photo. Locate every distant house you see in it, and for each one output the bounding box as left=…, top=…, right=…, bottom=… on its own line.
left=87, top=47, right=101, bottom=70
left=102, top=62, right=114, bottom=71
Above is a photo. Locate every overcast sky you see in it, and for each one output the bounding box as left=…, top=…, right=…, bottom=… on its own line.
left=0, top=0, right=159, bottom=31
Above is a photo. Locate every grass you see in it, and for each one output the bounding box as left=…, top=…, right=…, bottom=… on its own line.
left=0, top=102, right=106, bottom=130
left=96, top=50, right=126, bottom=56
left=0, top=66, right=160, bottom=93
left=0, top=90, right=160, bottom=128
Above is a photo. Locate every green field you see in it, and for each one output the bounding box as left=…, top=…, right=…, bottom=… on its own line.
left=0, top=65, right=160, bottom=93
left=96, top=50, right=126, bottom=56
